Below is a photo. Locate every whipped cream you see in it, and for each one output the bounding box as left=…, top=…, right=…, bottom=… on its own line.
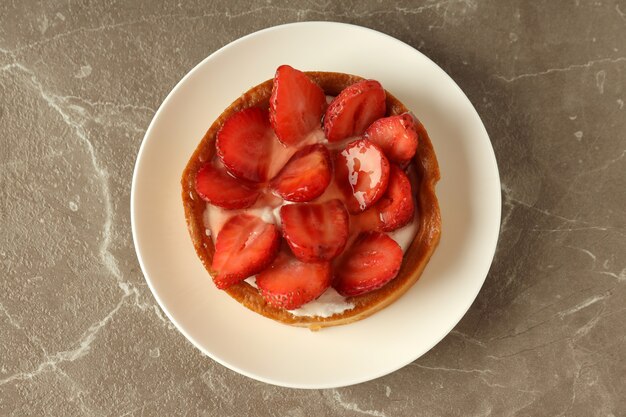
left=204, top=204, right=279, bottom=242
left=202, top=126, right=420, bottom=318
left=387, top=213, right=419, bottom=252
left=287, top=287, right=354, bottom=317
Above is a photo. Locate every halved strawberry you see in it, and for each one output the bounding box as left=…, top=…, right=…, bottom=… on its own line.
left=333, top=232, right=403, bottom=297
left=216, top=107, right=274, bottom=183
left=280, top=199, right=349, bottom=262
left=323, top=79, right=386, bottom=142
left=376, top=165, right=415, bottom=231
left=270, top=144, right=331, bottom=202
left=269, top=65, right=327, bottom=146
left=256, top=251, right=331, bottom=310
left=351, top=206, right=383, bottom=232
left=211, top=214, right=280, bottom=289
left=334, top=139, right=390, bottom=214
left=364, top=113, right=419, bottom=164
left=195, top=163, right=259, bottom=209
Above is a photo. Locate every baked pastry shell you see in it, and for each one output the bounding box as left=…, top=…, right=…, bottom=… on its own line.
left=181, top=72, right=441, bottom=330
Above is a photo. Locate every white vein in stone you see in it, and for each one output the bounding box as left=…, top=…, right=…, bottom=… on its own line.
left=568, top=246, right=596, bottom=262
left=566, top=246, right=626, bottom=282
left=558, top=292, right=611, bottom=318
left=0, top=296, right=126, bottom=386
left=501, top=183, right=620, bottom=236
left=0, top=302, right=22, bottom=329
left=152, top=305, right=175, bottom=329
left=62, top=94, right=155, bottom=114
left=496, top=57, right=626, bottom=83
left=530, top=226, right=611, bottom=233
left=450, top=330, right=487, bottom=347
left=574, top=305, right=605, bottom=338
left=595, top=70, right=606, bottom=94
left=488, top=337, right=569, bottom=359
left=501, top=183, right=580, bottom=225
left=587, top=149, right=626, bottom=174
left=412, top=363, right=494, bottom=375
left=596, top=269, right=626, bottom=282
left=0, top=62, right=20, bottom=72
left=617, top=4, right=626, bottom=21
left=331, top=390, right=387, bottom=417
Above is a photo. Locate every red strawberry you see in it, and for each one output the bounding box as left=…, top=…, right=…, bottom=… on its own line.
left=256, top=251, right=331, bottom=310
left=270, top=144, right=331, bottom=202
left=195, top=163, right=259, bottom=209
left=211, top=214, right=280, bottom=289
left=323, top=80, right=386, bottom=142
left=334, top=139, right=390, bottom=214
left=280, top=199, right=349, bottom=262
left=269, top=65, right=327, bottom=146
left=216, top=107, right=275, bottom=182
left=364, top=113, right=419, bottom=164
left=334, top=232, right=403, bottom=297
left=351, top=206, right=383, bottom=232
left=376, top=165, right=415, bottom=232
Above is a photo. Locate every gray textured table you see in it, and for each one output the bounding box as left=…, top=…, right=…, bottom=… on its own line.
left=2, top=1, right=625, bottom=416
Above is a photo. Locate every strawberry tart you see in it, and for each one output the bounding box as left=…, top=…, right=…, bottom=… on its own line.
left=181, top=65, right=441, bottom=330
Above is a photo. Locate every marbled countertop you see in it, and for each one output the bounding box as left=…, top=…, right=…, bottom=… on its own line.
left=1, top=1, right=625, bottom=416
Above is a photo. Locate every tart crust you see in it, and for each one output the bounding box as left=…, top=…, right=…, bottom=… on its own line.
left=181, top=72, right=441, bottom=330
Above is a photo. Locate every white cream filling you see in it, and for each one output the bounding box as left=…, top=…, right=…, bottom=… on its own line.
left=287, top=287, right=354, bottom=318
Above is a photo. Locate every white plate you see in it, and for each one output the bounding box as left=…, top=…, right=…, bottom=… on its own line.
left=131, top=22, right=500, bottom=389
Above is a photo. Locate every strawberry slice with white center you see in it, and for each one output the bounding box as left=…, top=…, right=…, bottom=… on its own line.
left=280, top=199, right=349, bottom=262
left=216, top=107, right=275, bottom=183
left=269, top=65, right=327, bottom=146
left=376, top=165, right=415, bottom=232
left=333, top=232, right=403, bottom=297
left=195, top=163, right=259, bottom=209
left=364, top=113, right=419, bottom=164
left=270, top=143, right=331, bottom=202
left=211, top=214, right=280, bottom=289
left=256, top=251, right=331, bottom=310
left=335, top=138, right=390, bottom=214
left=323, top=79, right=386, bottom=142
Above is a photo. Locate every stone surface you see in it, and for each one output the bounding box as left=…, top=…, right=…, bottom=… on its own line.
left=1, top=1, right=625, bottom=416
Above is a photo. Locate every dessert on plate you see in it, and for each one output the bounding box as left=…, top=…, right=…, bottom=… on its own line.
left=181, top=65, right=441, bottom=330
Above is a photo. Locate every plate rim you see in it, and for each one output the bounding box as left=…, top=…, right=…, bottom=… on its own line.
left=131, top=21, right=501, bottom=389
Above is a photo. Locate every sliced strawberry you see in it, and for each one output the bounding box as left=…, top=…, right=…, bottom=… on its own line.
left=269, top=65, right=327, bottom=146
left=195, top=163, right=259, bottom=209
left=270, top=144, right=331, bottom=202
left=364, top=113, right=419, bottom=164
left=256, top=251, right=331, bottom=310
left=211, top=214, right=280, bottom=289
left=280, top=199, right=349, bottom=262
left=376, top=165, right=415, bottom=232
left=334, top=139, right=390, bottom=214
left=351, top=206, right=383, bottom=232
left=216, top=107, right=274, bottom=182
left=334, top=232, right=403, bottom=297
left=323, top=79, right=386, bottom=142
